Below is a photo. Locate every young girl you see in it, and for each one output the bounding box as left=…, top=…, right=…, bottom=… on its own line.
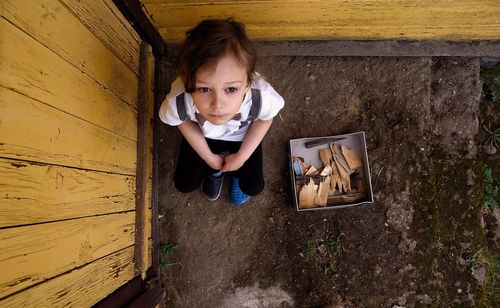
left=159, top=19, right=285, bottom=206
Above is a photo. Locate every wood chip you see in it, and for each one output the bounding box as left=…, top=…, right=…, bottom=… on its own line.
left=299, top=178, right=318, bottom=209
left=319, top=148, right=332, bottom=166
left=330, top=143, right=352, bottom=174
left=330, top=162, right=343, bottom=194
left=333, top=158, right=350, bottom=193
left=320, top=165, right=332, bottom=176
left=341, top=145, right=363, bottom=169
left=314, top=176, right=331, bottom=206
left=305, top=165, right=318, bottom=176
left=327, top=192, right=367, bottom=206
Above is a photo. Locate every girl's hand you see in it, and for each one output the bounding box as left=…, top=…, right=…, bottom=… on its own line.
left=221, top=153, right=245, bottom=172
left=206, top=153, right=224, bottom=171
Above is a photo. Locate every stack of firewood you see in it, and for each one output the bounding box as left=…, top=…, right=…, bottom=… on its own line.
left=293, top=143, right=367, bottom=209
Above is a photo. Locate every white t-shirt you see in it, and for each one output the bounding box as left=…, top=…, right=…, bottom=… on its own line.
left=159, top=73, right=285, bottom=141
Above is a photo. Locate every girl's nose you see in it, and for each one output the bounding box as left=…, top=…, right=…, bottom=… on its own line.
left=211, top=92, right=223, bottom=109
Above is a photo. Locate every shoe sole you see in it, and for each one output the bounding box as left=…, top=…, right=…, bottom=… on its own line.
left=231, top=198, right=250, bottom=206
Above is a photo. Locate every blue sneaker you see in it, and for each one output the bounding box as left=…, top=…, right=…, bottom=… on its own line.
left=201, top=174, right=224, bottom=201
left=230, top=178, right=251, bottom=206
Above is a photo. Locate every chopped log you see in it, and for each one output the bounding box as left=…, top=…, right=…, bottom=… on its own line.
left=299, top=178, right=318, bottom=209
left=327, top=192, right=367, bottom=206
left=314, top=176, right=331, bottom=206
left=341, top=145, right=363, bottom=169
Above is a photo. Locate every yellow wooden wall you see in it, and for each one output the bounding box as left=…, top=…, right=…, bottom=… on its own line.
left=0, top=0, right=153, bottom=306
left=140, top=0, right=500, bottom=43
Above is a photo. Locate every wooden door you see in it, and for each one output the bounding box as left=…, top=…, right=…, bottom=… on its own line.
left=0, top=0, right=153, bottom=306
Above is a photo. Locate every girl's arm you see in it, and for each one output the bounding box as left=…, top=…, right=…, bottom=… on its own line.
left=178, top=121, right=224, bottom=170
left=222, top=118, right=273, bottom=172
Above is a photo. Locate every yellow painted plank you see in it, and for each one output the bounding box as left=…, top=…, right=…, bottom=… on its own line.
left=142, top=0, right=217, bottom=2
left=0, top=212, right=135, bottom=299
left=0, top=19, right=137, bottom=142
left=142, top=0, right=298, bottom=3
left=3, top=0, right=139, bottom=109
left=60, top=0, right=141, bottom=75
left=0, top=87, right=137, bottom=175
left=0, top=246, right=136, bottom=307
left=151, top=0, right=500, bottom=27
left=144, top=0, right=500, bottom=42
left=0, top=158, right=136, bottom=228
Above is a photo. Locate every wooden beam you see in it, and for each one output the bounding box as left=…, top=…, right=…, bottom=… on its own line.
left=255, top=40, right=500, bottom=57
left=145, top=53, right=163, bottom=280
left=165, top=40, right=500, bottom=58
left=98, top=42, right=162, bottom=308
left=93, top=275, right=143, bottom=308
left=128, top=283, right=166, bottom=308
left=134, top=41, right=155, bottom=276
left=113, top=0, right=167, bottom=57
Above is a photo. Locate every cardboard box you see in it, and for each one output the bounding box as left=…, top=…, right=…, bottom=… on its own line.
left=289, top=132, right=374, bottom=211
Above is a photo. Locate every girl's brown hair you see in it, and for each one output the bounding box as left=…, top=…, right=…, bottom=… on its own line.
left=178, top=18, right=257, bottom=93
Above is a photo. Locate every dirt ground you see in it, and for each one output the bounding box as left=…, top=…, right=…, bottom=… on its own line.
left=157, top=55, right=500, bottom=307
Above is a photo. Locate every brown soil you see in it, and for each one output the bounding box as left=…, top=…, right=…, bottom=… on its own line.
left=157, top=56, right=500, bottom=307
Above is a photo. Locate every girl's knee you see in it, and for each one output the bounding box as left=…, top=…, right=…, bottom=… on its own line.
left=174, top=177, right=199, bottom=193
left=239, top=178, right=264, bottom=196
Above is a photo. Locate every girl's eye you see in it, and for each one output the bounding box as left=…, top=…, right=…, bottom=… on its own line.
left=198, top=87, right=210, bottom=93
left=226, top=87, right=238, bottom=93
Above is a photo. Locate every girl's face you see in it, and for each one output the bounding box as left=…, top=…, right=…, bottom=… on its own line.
left=192, top=53, right=250, bottom=125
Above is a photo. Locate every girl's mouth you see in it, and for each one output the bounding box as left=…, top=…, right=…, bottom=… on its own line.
left=209, top=114, right=227, bottom=119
